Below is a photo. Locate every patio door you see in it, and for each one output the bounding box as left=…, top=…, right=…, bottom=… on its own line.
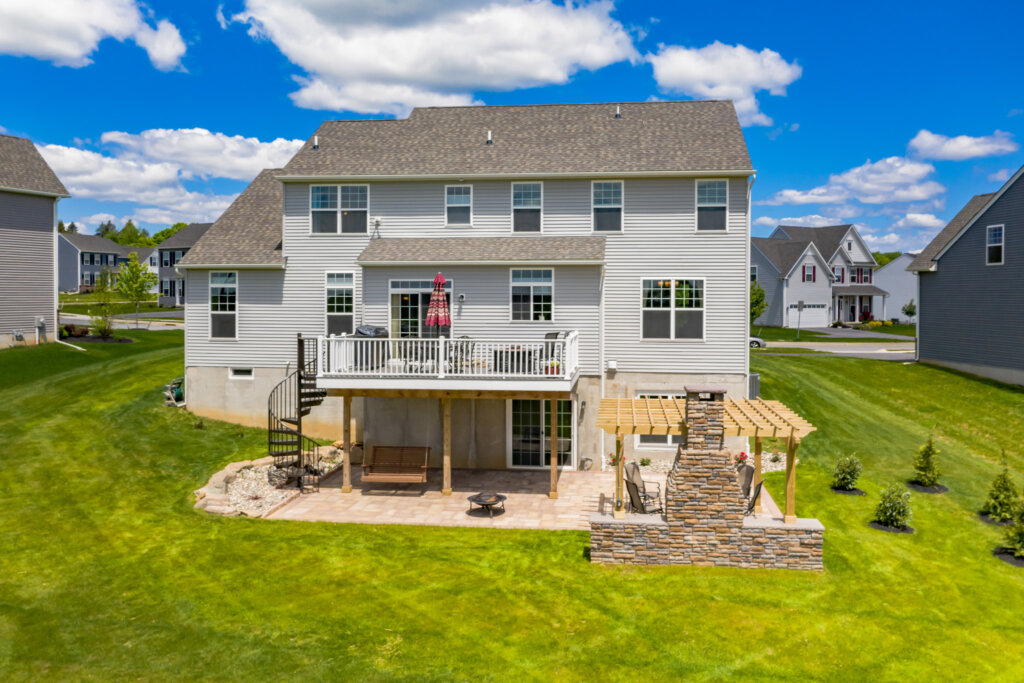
left=389, top=280, right=452, bottom=338
left=507, top=399, right=573, bottom=468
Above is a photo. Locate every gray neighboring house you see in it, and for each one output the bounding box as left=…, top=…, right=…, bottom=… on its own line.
left=908, top=164, right=1024, bottom=386
left=752, top=224, right=887, bottom=327
left=872, top=252, right=917, bottom=323
left=156, top=222, right=211, bottom=307
left=58, top=234, right=155, bottom=292
left=0, top=134, right=68, bottom=348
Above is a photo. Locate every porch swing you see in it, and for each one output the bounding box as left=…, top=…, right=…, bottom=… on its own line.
left=360, top=399, right=432, bottom=485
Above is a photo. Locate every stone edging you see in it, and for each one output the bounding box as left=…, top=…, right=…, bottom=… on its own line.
left=195, top=455, right=293, bottom=517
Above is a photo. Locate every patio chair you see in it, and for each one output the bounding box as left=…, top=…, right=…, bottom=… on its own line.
left=625, top=479, right=662, bottom=514
left=745, top=481, right=764, bottom=516
left=449, top=336, right=475, bottom=374
left=625, top=461, right=662, bottom=506
left=737, top=463, right=755, bottom=499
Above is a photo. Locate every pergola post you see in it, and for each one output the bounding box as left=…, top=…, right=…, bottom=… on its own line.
left=341, top=395, right=352, bottom=493
left=442, top=397, right=452, bottom=496
left=613, top=430, right=625, bottom=519
left=784, top=435, right=798, bottom=523
left=753, top=436, right=763, bottom=514
left=548, top=399, right=558, bottom=499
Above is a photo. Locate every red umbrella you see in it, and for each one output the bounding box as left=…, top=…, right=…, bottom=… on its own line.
left=424, top=272, right=451, bottom=334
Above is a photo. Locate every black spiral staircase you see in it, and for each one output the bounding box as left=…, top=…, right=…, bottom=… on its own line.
left=268, top=335, right=327, bottom=492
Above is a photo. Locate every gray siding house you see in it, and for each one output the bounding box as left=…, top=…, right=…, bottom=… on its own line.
left=57, top=233, right=143, bottom=292
left=873, top=252, right=917, bottom=323
left=178, top=101, right=754, bottom=475
left=0, top=134, right=68, bottom=347
left=156, top=222, right=211, bottom=307
left=752, top=224, right=885, bottom=327
left=909, top=164, right=1024, bottom=385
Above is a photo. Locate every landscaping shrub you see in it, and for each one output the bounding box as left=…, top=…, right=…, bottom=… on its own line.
left=1004, top=512, right=1024, bottom=559
left=981, top=458, right=1020, bottom=522
left=639, top=458, right=651, bottom=467
left=912, top=436, right=942, bottom=487
left=875, top=484, right=913, bottom=529
left=832, top=456, right=863, bottom=490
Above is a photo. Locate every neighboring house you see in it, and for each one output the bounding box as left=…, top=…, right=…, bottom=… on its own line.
left=156, top=222, right=211, bottom=307
left=908, top=164, right=1024, bottom=386
left=0, top=134, right=69, bottom=347
left=872, top=252, right=917, bottom=322
left=751, top=224, right=886, bottom=327
left=177, top=100, right=755, bottom=475
left=57, top=233, right=146, bottom=292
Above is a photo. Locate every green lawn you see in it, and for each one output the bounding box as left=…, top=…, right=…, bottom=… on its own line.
left=60, top=302, right=172, bottom=316
left=754, top=326, right=908, bottom=343
left=855, top=323, right=917, bottom=337
left=2, top=335, right=1024, bottom=679
left=59, top=291, right=157, bottom=304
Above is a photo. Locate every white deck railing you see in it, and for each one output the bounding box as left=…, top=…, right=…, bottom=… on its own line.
left=316, top=331, right=579, bottom=381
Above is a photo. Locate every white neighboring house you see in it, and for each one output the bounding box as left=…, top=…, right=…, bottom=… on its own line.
left=752, top=224, right=887, bottom=327
left=872, top=252, right=917, bottom=322
left=176, top=101, right=755, bottom=484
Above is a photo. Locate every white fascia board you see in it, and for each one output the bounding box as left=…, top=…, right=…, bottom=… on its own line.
left=276, top=169, right=755, bottom=183
left=358, top=259, right=604, bottom=267
left=0, top=185, right=70, bottom=198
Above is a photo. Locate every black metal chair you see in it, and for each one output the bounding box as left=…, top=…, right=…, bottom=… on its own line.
left=745, top=481, right=764, bottom=516
left=625, top=478, right=663, bottom=514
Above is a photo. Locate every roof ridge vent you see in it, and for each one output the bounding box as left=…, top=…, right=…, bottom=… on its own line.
left=486, top=130, right=492, bottom=145
left=614, top=105, right=621, bottom=119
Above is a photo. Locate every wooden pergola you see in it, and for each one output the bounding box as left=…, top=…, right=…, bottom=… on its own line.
left=596, top=397, right=816, bottom=523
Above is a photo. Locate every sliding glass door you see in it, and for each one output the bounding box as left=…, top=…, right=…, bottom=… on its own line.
left=509, top=399, right=573, bottom=468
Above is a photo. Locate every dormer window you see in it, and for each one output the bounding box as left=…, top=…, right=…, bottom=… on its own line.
left=847, top=241, right=852, bottom=251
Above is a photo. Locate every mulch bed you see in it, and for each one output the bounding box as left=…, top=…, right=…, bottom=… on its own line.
left=993, top=549, right=1024, bottom=568
left=869, top=521, right=915, bottom=534
left=907, top=482, right=948, bottom=494
left=979, top=512, right=1014, bottom=527
left=831, top=486, right=866, bottom=496
left=71, top=336, right=134, bottom=344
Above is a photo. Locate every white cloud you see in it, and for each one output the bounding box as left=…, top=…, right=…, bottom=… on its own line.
left=100, top=128, right=303, bottom=180
left=646, top=41, right=801, bottom=126
left=73, top=213, right=118, bottom=233
left=231, top=0, right=636, bottom=116
left=762, top=157, right=945, bottom=206
left=988, top=168, right=1013, bottom=183
left=862, top=232, right=901, bottom=246
left=908, top=129, right=1018, bottom=161
left=38, top=143, right=236, bottom=224
left=216, top=4, right=229, bottom=30
left=892, top=213, right=944, bottom=230
left=0, top=0, right=185, bottom=70
left=754, top=214, right=845, bottom=228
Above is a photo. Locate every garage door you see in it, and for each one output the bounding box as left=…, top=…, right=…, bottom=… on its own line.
left=789, top=303, right=829, bottom=328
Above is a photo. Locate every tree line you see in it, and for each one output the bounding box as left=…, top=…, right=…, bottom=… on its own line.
left=58, top=219, right=190, bottom=248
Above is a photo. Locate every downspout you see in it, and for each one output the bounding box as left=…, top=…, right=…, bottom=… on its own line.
left=745, top=173, right=756, bottom=395
left=598, top=263, right=607, bottom=468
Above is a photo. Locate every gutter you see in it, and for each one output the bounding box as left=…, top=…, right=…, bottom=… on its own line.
left=175, top=263, right=286, bottom=270
left=0, top=184, right=70, bottom=199
left=358, top=259, right=604, bottom=267
left=276, top=169, right=757, bottom=183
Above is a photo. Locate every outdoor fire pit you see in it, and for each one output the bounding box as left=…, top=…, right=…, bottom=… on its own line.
left=467, top=492, right=507, bottom=517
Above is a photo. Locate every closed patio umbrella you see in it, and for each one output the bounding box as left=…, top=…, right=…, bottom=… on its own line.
left=424, top=272, right=451, bottom=337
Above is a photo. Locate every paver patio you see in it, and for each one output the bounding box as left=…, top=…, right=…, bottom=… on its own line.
left=267, top=466, right=782, bottom=530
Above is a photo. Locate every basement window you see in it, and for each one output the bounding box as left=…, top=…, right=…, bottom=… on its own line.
left=229, top=368, right=254, bottom=379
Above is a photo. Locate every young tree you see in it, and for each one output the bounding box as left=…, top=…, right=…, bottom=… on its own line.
left=902, top=298, right=917, bottom=323
left=912, top=435, right=942, bottom=487
left=90, top=268, right=116, bottom=338
left=981, top=456, right=1020, bottom=522
left=115, top=252, right=158, bottom=326
left=750, top=280, right=767, bottom=325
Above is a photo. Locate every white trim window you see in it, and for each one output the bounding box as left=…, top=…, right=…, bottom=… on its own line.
left=446, top=185, right=472, bottom=225
left=209, top=271, right=237, bottom=339
left=750, top=265, right=758, bottom=282
left=697, top=180, right=727, bottom=231
left=512, top=182, right=542, bottom=232
left=511, top=269, right=553, bottom=321
left=641, top=278, right=705, bottom=340
left=832, top=266, right=845, bottom=283
left=311, top=185, right=338, bottom=233
left=592, top=181, right=622, bottom=231
left=987, top=225, right=1004, bottom=265
left=636, top=393, right=686, bottom=448
left=229, top=368, right=254, bottom=379
left=326, top=272, right=355, bottom=335
left=802, top=265, right=816, bottom=283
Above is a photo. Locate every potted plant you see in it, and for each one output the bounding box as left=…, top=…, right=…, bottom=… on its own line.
left=734, top=451, right=749, bottom=468
left=545, top=359, right=561, bottom=375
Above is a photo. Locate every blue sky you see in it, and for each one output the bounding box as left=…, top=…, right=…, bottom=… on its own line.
left=1, top=0, right=1021, bottom=251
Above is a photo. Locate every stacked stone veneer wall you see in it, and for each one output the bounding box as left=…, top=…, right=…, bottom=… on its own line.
left=590, top=387, right=823, bottom=570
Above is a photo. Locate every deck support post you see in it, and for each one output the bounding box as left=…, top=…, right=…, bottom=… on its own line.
left=442, top=397, right=452, bottom=496
left=613, top=430, right=625, bottom=519
left=753, top=436, right=763, bottom=514
left=341, top=395, right=352, bottom=493
left=784, top=435, right=798, bottom=524
left=548, top=399, right=558, bottom=499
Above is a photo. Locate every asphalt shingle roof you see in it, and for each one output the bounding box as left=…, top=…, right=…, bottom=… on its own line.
left=282, top=101, right=752, bottom=177
left=61, top=233, right=127, bottom=253
left=178, top=170, right=284, bottom=267
left=752, top=237, right=815, bottom=275
left=357, top=236, right=606, bottom=265
left=907, top=193, right=994, bottom=271
left=773, top=225, right=855, bottom=262
left=832, top=284, right=888, bottom=296
left=158, top=222, right=212, bottom=249
left=0, top=134, right=68, bottom=196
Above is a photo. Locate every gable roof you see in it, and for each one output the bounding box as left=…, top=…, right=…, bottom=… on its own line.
left=357, top=236, right=605, bottom=265
left=281, top=101, right=752, bottom=179
left=771, top=224, right=876, bottom=264
left=0, top=134, right=68, bottom=197
left=907, top=192, right=997, bottom=272
left=60, top=232, right=126, bottom=253
left=178, top=170, right=284, bottom=268
left=157, top=222, right=212, bottom=249
left=752, top=237, right=834, bottom=281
